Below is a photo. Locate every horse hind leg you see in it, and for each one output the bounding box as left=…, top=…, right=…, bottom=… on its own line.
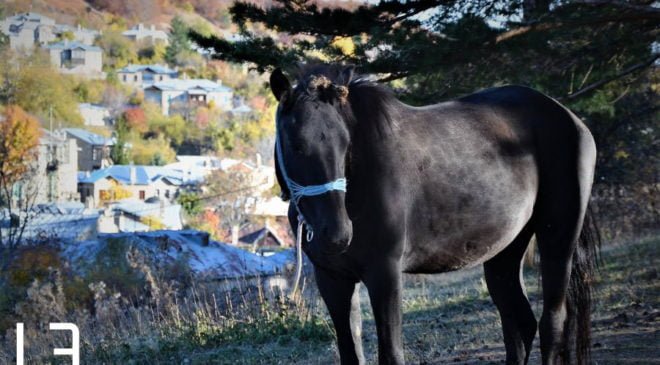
left=484, top=221, right=537, bottom=365
left=534, top=146, right=595, bottom=364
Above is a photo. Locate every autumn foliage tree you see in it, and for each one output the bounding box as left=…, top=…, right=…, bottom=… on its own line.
left=123, top=107, right=148, bottom=134
left=0, top=105, right=42, bottom=247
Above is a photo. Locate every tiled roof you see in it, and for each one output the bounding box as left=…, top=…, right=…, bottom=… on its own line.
left=146, top=79, right=232, bottom=93
left=118, top=64, right=177, bottom=75
left=78, top=165, right=184, bottom=186
left=64, top=128, right=113, bottom=146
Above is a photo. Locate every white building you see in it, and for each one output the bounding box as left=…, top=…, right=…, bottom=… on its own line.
left=165, top=155, right=222, bottom=184
left=78, top=165, right=184, bottom=208
left=78, top=103, right=111, bottom=127
left=144, top=79, right=233, bottom=116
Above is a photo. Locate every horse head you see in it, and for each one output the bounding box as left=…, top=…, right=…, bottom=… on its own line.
left=270, top=66, right=355, bottom=255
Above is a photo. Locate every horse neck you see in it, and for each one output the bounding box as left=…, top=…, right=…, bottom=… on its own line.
left=346, top=100, right=408, bottom=203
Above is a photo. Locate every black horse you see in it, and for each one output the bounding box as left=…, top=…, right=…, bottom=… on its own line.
left=270, top=64, right=599, bottom=365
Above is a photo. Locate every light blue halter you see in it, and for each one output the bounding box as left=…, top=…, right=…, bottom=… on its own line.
left=275, top=115, right=347, bottom=242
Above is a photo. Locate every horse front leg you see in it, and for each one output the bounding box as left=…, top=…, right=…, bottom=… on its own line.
left=316, top=267, right=365, bottom=365
left=364, top=260, right=404, bottom=365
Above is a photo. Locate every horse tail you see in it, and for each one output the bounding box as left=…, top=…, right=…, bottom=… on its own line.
left=563, top=206, right=601, bottom=365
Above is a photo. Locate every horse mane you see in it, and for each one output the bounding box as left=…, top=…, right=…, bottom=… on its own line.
left=294, top=64, right=397, bottom=137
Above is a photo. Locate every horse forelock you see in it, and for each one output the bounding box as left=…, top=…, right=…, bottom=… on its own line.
left=288, top=64, right=396, bottom=138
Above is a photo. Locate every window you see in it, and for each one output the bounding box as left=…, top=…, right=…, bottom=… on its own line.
left=123, top=75, right=127, bottom=82
left=134, top=75, right=138, bottom=82
left=139, top=190, right=145, bottom=200
left=92, top=148, right=98, bottom=160
left=165, top=190, right=170, bottom=198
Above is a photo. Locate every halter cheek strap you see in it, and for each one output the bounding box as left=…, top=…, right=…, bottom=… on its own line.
left=275, top=117, right=348, bottom=242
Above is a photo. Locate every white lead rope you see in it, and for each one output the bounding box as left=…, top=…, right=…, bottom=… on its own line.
left=289, top=216, right=305, bottom=299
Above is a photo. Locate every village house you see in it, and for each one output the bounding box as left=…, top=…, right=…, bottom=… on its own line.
left=2, top=127, right=79, bottom=208
left=78, top=165, right=184, bottom=208
left=122, top=24, right=169, bottom=44
left=60, top=24, right=99, bottom=45
left=0, top=12, right=99, bottom=51
left=117, top=64, right=178, bottom=87
left=45, top=40, right=104, bottom=79
left=144, top=79, right=233, bottom=116
left=0, top=12, right=56, bottom=50
left=64, top=128, right=114, bottom=172
left=33, top=129, right=79, bottom=204
left=165, top=155, right=223, bottom=184
left=97, top=197, right=182, bottom=233
left=78, top=103, right=112, bottom=127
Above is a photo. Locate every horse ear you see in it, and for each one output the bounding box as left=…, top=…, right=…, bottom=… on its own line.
left=341, top=65, right=355, bottom=85
left=270, top=68, right=291, bottom=102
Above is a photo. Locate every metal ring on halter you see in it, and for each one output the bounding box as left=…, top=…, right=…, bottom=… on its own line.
left=306, top=227, right=314, bottom=242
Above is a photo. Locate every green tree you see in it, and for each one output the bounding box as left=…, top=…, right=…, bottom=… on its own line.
left=96, top=30, right=137, bottom=69
left=110, top=117, right=131, bottom=165
left=178, top=191, right=202, bottom=215
left=189, top=0, right=659, bottom=184
left=0, top=49, right=83, bottom=125
left=165, top=16, right=193, bottom=67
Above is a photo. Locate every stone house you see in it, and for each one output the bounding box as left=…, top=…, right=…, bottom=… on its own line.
left=0, top=12, right=56, bottom=50
left=122, top=24, right=169, bottom=44
left=63, top=128, right=114, bottom=172
left=45, top=41, right=104, bottom=79
left=7, top=128, right=79, bottom=206
left=144, top=79, right=233, bottom=116
left=0, top=12, right=99, bottom=50
left=33, top=129, right=79, bottom=203
left=117, top=64, right=178, bottom=87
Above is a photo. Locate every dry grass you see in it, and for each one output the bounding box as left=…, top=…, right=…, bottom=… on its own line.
left=0, top=236, right=657, bottom=364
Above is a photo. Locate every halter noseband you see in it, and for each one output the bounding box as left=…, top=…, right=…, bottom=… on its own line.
left=275, top=114, right=347, bottom=242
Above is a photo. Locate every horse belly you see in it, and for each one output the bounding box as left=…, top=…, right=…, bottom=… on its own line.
left=402, top=169, right=536, bottom=274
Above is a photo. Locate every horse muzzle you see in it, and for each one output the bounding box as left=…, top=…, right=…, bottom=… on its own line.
left=316, top=221, right=353, bottom=255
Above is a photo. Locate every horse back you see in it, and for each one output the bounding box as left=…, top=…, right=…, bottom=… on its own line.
left=398, top=85, right=590, bottom=273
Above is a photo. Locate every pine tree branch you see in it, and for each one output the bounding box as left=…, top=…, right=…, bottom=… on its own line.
left=496, top=12, right=659, bottom=44
left=188, top=31, right=301, bottom=71
left=563, top=55, right=659, bottom=100
left=230, top=0, right=457, bottom=37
